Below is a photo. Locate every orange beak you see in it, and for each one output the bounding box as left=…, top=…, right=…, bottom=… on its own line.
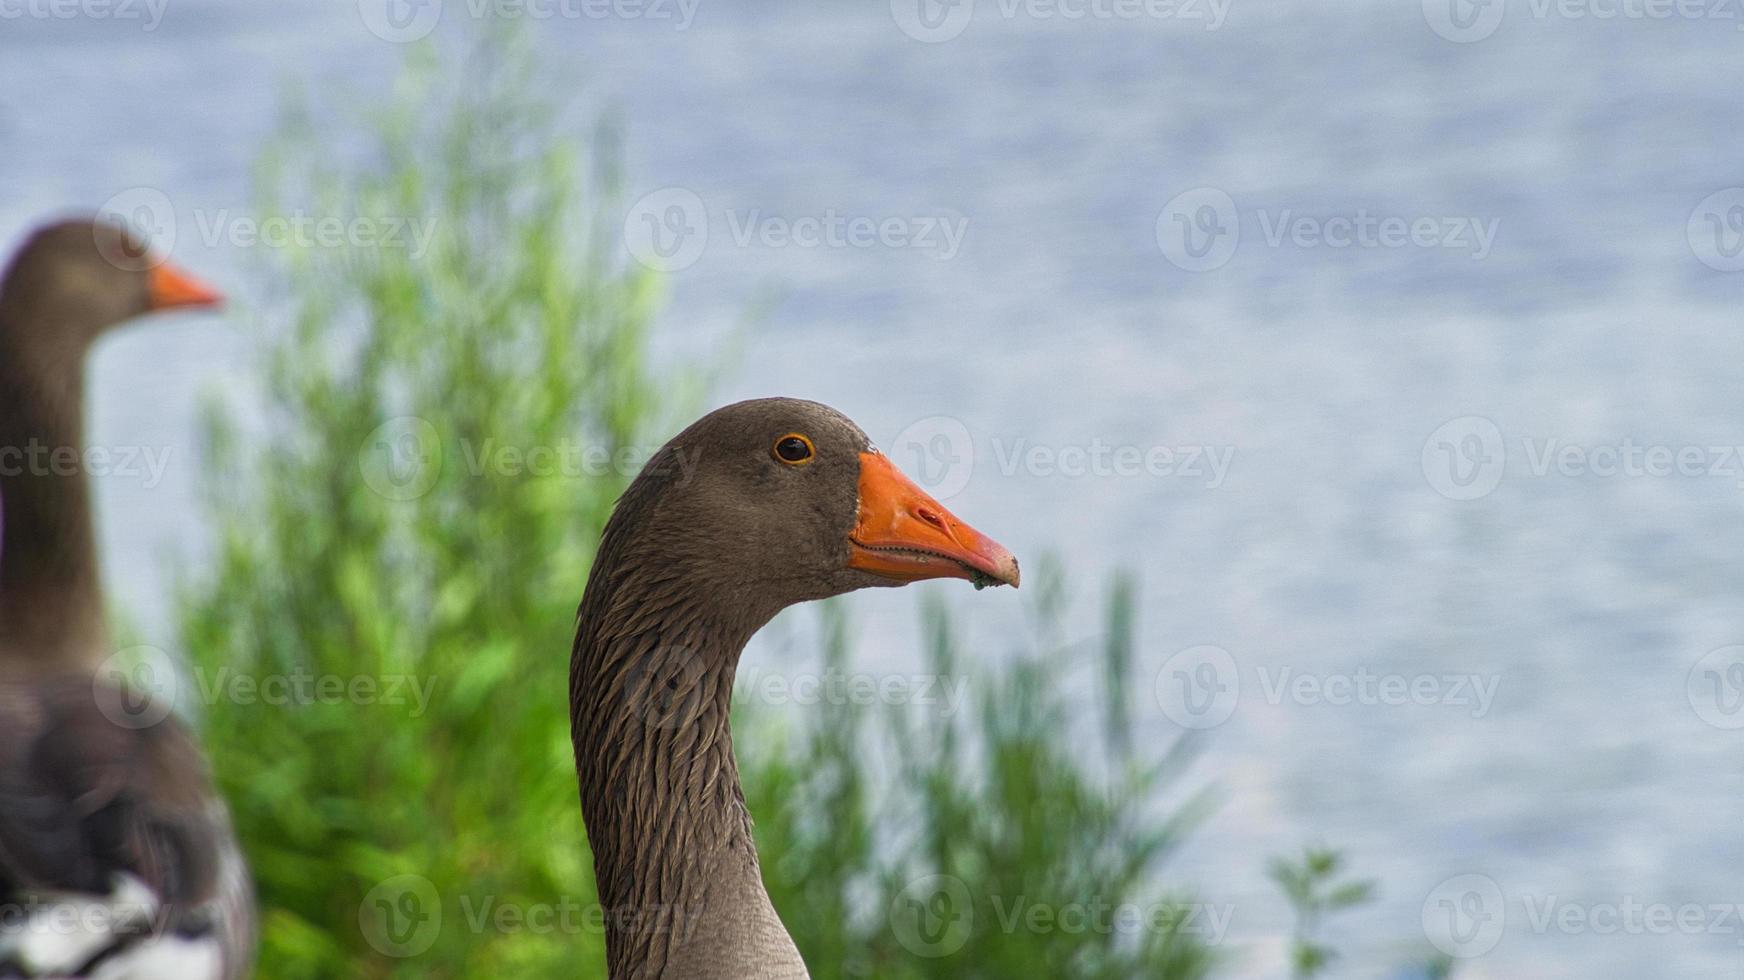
left=147, top=261, right=224, bottom=311
left=847, top=450, right=1019, bottom=589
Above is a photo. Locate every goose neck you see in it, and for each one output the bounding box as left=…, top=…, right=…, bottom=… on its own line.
left=569, top=566, right=783, bottom=976
left=0, top=315, right=106, bottom=667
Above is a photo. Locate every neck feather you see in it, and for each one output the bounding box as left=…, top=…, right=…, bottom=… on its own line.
left=0, top=314, right=106, bottom=667
left=570, top=502, right=806, bottom=977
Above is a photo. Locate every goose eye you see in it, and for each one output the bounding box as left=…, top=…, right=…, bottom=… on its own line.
left=773, top=433, right=815, bottom=465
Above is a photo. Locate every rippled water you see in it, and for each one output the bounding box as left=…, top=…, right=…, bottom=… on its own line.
left=5, top=2, right=1744, bottom=976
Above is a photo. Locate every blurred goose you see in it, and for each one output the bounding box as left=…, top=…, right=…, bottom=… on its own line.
left=570, top=398, right=1018, bottom=978
left=0, top=220, right=252, bottom=979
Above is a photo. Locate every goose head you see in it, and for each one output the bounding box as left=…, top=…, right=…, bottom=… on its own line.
left=0, top=219, right=222, bottom=356
left=603, top=397, right=1017, bottom=622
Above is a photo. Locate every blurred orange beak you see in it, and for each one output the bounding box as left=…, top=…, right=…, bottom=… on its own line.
left=847, top=451, right=1019, bottom=589
left=147, top=261, right=224, bottom=311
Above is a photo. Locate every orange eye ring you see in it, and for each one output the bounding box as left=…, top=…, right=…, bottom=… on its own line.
left=773, top=433, right=815, bottom=465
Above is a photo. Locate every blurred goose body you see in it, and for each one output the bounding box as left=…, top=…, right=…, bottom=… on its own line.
left=0, top=221, right=251, bottom=979
left=570, top=398, right=1018, bottom=978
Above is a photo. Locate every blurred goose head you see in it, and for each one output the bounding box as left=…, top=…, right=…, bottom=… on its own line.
left=0, top=219, right=221, bottom=361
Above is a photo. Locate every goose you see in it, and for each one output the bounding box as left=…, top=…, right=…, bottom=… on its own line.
left=0, top=219, right=253, bottom=979
left=570, top=397, right=1018, bottom=978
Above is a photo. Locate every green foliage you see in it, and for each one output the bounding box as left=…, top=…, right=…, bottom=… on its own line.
left=748, top=565, right=1220, bottom=980
left=178, top=32, right=675, bottom=978
left=1268, top=846, right=1376, bottom=979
